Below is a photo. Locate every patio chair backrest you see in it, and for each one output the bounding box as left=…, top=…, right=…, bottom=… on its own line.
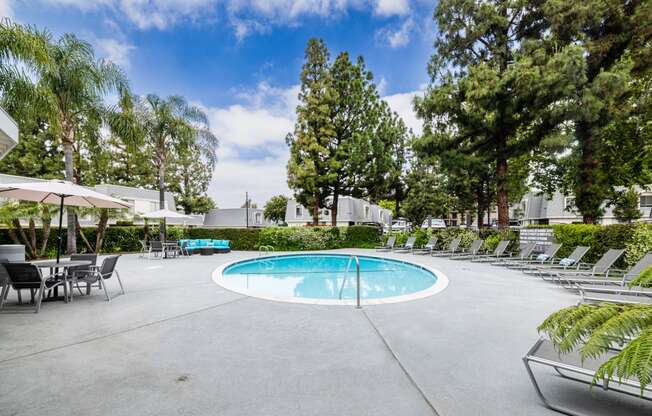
left=0, top=258, right=8, bottom=285
left=567, top=246, right=590, bottom=263
left=425, top=237, right=437, bottom=249
left=494, top=240, right=510, bottom=255
left=593, top=249, right=625, bottom=274
left=99, top=255, right=120, bottom=280
left=385, top=236, right=396, bottom=248
left=624, top=253, right=652, bottom=280
left=469, top=239, right=483, bottom=254
left=543, top=243, right=562, bottom=258
left=150, top=240, right=163, bottom=250
left=69, top=254, right=97, bottom=275
left=518, top=242, right=537, bottom=259
left=139, top=240, right=148, bottom=249
left=3, top=263, right=43, bottom=289
left=405, top=236, right=416, bottom=247
left=448, top=237, right=461, bottom=252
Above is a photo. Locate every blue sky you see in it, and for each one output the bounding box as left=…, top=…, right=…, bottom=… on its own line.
left=3, top=0, right=436, bottom=207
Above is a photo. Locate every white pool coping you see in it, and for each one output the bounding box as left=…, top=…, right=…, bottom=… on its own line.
left=211, top=252, right=449, bottom=306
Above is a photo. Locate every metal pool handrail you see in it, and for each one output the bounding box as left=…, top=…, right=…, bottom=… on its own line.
left=258, top=245, right=274, bottom=256
left=338, top=255, right=361, bottom=308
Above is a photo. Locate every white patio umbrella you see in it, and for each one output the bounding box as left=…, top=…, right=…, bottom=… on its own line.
left=141, top=209, right=192, bottom=241
left=0, top=180, right=131, bottom=262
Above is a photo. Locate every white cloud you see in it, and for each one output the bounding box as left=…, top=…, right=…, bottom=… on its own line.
left=203, top=82, right=298, bottom=207
left=204, top=81, right=423, bottom=207
left=95, top=37, right=136, bottom=68
left=373, top=0, right=409, bottom=16
left=0, top=0, right=13, bottom=18
left=39, top=0, right=416, bottom=38
left=382, top=90, right=422, bottom=135
left=376, top=17, right=414, bottom=48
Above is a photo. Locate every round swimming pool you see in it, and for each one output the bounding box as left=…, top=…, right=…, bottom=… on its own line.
left=213, top=254, right=448, bottom=305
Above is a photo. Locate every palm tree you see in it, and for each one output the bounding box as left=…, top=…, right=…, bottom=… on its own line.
left=136, top=95, right=217, bottom=240
left=0, top=22, right=129, bottom=254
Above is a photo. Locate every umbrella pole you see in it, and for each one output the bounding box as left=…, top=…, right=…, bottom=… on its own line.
left=56, top=196, right=64, bottom=263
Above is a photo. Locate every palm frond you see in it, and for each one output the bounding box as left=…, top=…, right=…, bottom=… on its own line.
left=594, top=327, right=652, bottom=394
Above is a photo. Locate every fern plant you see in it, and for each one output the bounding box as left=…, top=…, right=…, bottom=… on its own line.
left=538, top=301, right=652, bottom=393
left=629, top=266, right=652, bottom=288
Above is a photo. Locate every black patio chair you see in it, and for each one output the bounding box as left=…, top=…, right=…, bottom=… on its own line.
left=71, top=255, right=124, bottom=301
left=67, top=254, right=98, bottom=300
left=0, top=262, right=65, bottom=313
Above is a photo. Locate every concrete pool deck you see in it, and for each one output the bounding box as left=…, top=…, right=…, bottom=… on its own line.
left=1, top=249, right=650, bottom=416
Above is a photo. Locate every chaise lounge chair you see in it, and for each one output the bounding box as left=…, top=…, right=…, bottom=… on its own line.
left=471, top=240, right=511, bottom=263
left=450, top=239, right=484, bottom=260
left=575, top=253, right=652, bottom=304
left=525, top=246, right=590, bottom=276
left=412, top=237, right=438, bottom=255
left=431, top=237, right=461, bottom=257
left=376, top=235, right=396, bottom=252
left=505, top=243, right=562, bottom=271
left=523, top=337, right=652, bottom=416
left=394, top=236, right=417, bottom=253
left=546, top=248, right=625, bottom=286
left=492, top=242, right=537, bottom=266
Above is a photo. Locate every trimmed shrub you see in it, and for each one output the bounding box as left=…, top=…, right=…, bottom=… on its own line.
left=551, top=224, right=636, bottom=266
left=624, top=223, right=652, bottom=267
left=343, top=225, right=381, bottom=248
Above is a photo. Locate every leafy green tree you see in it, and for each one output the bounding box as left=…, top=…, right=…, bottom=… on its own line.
left=0, top=201, right=57, bottom=259
left=402, top=161, right=449, bottom=227
left=416, top=0, right=585, bottom=228
left=135, top=95, right=217, bottom=239
left=610, top=188, right=643, bottom=223
left=287, top=38, right=335, bottom=225
left=170, top=141, right=216, bottom=214
left=540, top=0, right=652, bottom=223
left=264, top=195, right=289, bottom=224
left=0, top=27, right=129, bottom=253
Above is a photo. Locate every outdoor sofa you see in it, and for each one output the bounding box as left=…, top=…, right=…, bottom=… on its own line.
left=179, top=239, right=231, bottom=254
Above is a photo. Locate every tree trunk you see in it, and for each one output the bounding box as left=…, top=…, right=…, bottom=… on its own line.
left=28, top=218, right=37, bottom=254
left=75, top=216, right=94, bottom=253
left=13, top=219, right=36, bottom=259
left=311, top=192, right=320, bottom=226
left=330, top=190, right=339, bottom=227
left=95, top=209, right=109, bottom=253
left=62, top=135, right=77, bottom=254
left=158, top=162, right=166, bottom=241
left=40, top=214, right=52, bottom=257
left=575, top=121, right=601, bottom=224
left=495, top=140, right=509, bottom=228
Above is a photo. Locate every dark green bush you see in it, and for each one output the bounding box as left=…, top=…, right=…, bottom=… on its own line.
left=551, top=224, right=636, bottom=266
left=344, top=225, right=381, bottom=248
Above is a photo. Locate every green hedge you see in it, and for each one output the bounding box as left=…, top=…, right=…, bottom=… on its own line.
left=0, top=225, right=381, bottom=257
left=385, top=227, right=494, bottom=250
left=551, top=224, right=638, bottom=267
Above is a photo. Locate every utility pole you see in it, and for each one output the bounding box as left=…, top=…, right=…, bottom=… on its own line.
left=245, top=191, right=249, bottom=228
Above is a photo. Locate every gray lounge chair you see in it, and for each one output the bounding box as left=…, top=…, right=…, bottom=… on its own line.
left=471, top=240, right=511, bottom=262
left=431, top=237, right=461, bottom=257
left=376, top=236, right=396, bottom=252
left=523, top=338, right=652, bottom=416
left=394, top=236, right=417, bottom=253
left=492, top=242, right=537, bottom=266
left=450, top=239, right=484, bottom=260
left=525, top=246, right=590, bottom=276
left=575, top=253, right=652, bottom=304
left=547, top=248, right=625, bottom=286
left=412, top=237, right=438, bottom=255
left=506, top=243, right=562, bottom=270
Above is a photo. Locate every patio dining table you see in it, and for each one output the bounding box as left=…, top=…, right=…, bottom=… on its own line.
left=31, top=259, right=92, bottom=302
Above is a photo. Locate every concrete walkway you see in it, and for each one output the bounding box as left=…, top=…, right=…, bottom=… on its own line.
left=1, top=250, right=650, bottom=416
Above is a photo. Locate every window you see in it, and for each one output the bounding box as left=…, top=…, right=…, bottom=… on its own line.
left=564, top=197, right=576, bottom=213
left=295, top=206, right=303, bottom=218
left=640, top=195, right=652, bottom=208
left=364, top=205, right=370, bottom=219
left=255, top=212, right=262, bottom=224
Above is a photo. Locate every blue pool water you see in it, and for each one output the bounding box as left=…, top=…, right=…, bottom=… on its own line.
left=220, top=254, right=438, bottom=302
